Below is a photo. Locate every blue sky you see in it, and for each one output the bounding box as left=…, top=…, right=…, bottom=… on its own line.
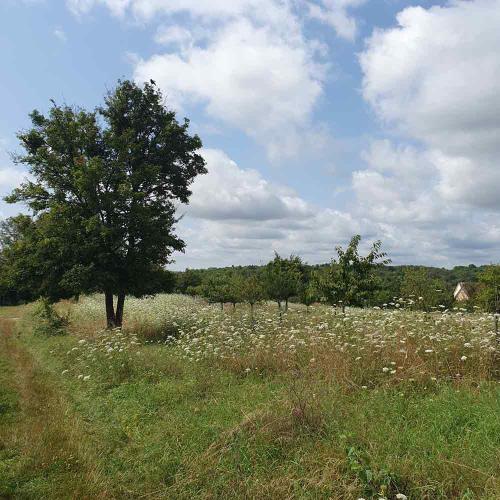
left=1, top=0, right=499, bottom=270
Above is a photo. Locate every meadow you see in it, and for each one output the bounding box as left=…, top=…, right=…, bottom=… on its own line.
left=0, top=295, right=499, bottom=499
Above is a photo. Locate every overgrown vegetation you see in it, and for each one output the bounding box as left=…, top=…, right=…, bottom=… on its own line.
left=0, top=296, right=498, bottom=498
left=175, top=261, right=500, bottom=313
left=31, top=297, right=69, bottom=336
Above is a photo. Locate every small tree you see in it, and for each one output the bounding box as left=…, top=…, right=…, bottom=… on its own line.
left=263, top=253, right=304, bottom=311
left=5, top=80, right=206, bottom=328
left=297, top=281, right=317, bottom=313
left=315, top=235, right=390, bottom=313
left=200, top=274, right=230, bottom=311
left=240, top=274, right=264, bottom=321
left=175, top=268, right=203, bottom=295
left=227, top=273, right=244, bottom=310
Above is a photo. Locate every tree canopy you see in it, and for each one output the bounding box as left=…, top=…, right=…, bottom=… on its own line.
left=263, top=253, right=304, bottom=310
left=476, top=265, right=500, bottom=313
left=314, top=235, right=390, bottom=312
left=4, top=80, right=206, bottom=326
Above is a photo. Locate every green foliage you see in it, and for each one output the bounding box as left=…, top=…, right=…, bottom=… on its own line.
left=400, top=267, right=452, bottom=311
left=174, top=263, right=490, bottom=311
left=345, top=446, right=399, bottom=498
left=263, top=253, right=304, bottom=309
left=297, top=281, right=317, bottom=309
left=314, top=235, right=390, bottom=311
left=4, top=80, right=206, bottom=325
left=227, top=273, right=245, bottom=307
left=31, top=298, right=69, bottom=336
left=475, top=264, right=500, bottom=312
left=175, top=268, right=203, bottom=295
left=200, top=274, right=231, bottom=308
left=240, top=274, right=265, bottom=307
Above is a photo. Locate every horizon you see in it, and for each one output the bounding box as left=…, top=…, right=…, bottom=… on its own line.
left=172, top=260, right=490, bottom=274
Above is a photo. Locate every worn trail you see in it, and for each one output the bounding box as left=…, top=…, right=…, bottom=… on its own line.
left=0, top=314, right=112, bottom=499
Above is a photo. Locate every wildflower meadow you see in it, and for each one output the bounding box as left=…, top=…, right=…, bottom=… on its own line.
left=1, top=295, right=498, bottom=499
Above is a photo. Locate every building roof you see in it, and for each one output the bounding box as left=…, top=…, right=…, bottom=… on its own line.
left=453, top=281, right=479, bottom=299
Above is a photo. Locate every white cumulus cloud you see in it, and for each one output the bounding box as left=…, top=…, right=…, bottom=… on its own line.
left=360, top=0, right=500, bottom=209
left=186, top=149, right=313, bottom=222
left=134, top=18, right=325, bottom=160
left=66, top=0, right=367, bottom=160
left=174, top=148, right=364, bottom=268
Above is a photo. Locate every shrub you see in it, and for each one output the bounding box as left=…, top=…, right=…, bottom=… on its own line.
left=32, top=297, right=70, bottom=336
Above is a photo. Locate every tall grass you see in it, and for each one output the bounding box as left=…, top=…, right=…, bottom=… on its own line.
left=0, top=295, right=498, bottom=499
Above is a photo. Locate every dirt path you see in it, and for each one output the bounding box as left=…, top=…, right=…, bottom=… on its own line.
left=0, top=314, right=113, bottom=499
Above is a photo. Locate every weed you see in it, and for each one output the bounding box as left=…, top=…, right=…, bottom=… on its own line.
left=32, top=298, right=69, bottom=336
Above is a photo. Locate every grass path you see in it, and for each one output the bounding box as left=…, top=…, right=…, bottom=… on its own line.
left=0, top=310, right=112, bottom=498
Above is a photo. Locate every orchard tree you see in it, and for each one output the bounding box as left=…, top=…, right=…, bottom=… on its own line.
left=263, top=253, right=304, bottom=311
left=5, top=80, right=206, bottom=328
left=297, top=281, right=317, bottom=313
left=240, top=274, right=264, bottom=320
left=227, top=272, right=244, bottom=310
left=201, top=274, right=230, bottom=310
left=315, top=235, right=390, bottom=313
left=175, top=268, right=203, bottom=295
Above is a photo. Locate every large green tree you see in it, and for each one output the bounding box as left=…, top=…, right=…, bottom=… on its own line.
left=5, top=80, right=206, bottom=327
left=314, top=235, right=390, bottom=312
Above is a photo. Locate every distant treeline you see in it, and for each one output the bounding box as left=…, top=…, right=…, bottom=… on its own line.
left=2, top=231, right=497, bottom=313
left=0, top=261, right=488, bottom=308
left=174, top=263, right=486, bottom=304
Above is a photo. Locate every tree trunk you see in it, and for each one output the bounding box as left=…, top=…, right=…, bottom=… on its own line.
left=285, top=298, right=288, bottom=311
left=115, top=293, right=125, bottom=328
left=342, top=304, right=346, bottom=314
left=105, top=291, right=116, bottom=329
left=220, top=302, right=224, bottom=311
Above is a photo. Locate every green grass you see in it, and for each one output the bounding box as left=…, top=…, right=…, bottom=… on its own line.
left=0, top=301, right=499, bottom=499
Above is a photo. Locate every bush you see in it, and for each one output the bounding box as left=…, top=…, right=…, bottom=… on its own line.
left=32, top=298, right=70, bottom=336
